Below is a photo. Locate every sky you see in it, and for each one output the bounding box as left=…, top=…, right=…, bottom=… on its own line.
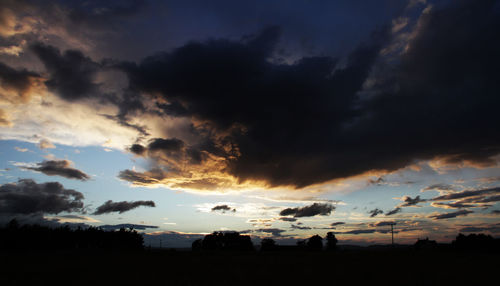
left=0, top=0, right=499, bottom=248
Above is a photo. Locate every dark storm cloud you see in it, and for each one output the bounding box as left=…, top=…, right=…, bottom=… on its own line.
left=1, top=0, right=147, bottom=32
left=279, top=203, right=335, bottom=217
left=0, top=62, right=43, bottom=105
left=211, top=205, right=236, bottom=212
left=385, top=207, right=402, bottom=216
left=23, top=160, right=90, bottom=181
left=428, top=210, right=473, bottom=220
left=148, top=138, right=185, bottom=153
left=4, top=0, right=496, bottom=192
left=279, top=217, right=297, bottom=222
left=99, top=223, right=158, bottom=231
left=129, top=144, right=146, bottom=156
left=126, top=138, right=204, bottom=167
left=30, top=42, right=101, bottom=100
left=356, top=0, right=500, bottom=172
left=93, top=200, right=156, bottom=215
left=114, top=0, right=500, bottom=189
left=67, top=0, right=147, bottom=27
left=368, top=208, right=383, bottom=217
left=492, top=210, right=500, bottom=215
left=0, top=179, right=84, bottom=215
left=103, top=114, right=150, bottom=137
left=27, top=40, right=143, bottom=130
left=118, top=24, right=389, bottom=188
left=0, top=62, right=40, bottom=102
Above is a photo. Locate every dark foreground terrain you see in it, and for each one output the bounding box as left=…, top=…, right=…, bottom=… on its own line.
left=0, top=248, right=496, bottom=286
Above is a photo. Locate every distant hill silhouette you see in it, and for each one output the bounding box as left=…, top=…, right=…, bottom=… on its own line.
left=0, top=219, right=144, bottom=250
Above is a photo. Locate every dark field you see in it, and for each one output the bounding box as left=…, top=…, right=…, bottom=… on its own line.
left=1, top=248, right=496, bottom=286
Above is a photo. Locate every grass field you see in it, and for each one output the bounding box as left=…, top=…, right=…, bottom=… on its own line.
left=1, top=248, right=496, bottom=285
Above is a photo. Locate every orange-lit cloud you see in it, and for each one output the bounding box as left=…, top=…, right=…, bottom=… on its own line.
left=0, top=7, right=36, bottom=38
left=428, top=154, right=499, bottom=173
left=0, top=109, right=11, bottom=126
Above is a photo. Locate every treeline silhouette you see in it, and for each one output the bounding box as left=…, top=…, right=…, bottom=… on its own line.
left=452, top=233, right=500, bottom=251
left=0, top=220, right=144, bottom=251
left=2, top=219, right=498, bottom=253
left=191, top=231, right=500, bottom=252
left=414, top=233, right=500, bottom=251
left=192, top=231, right=339, bottom=252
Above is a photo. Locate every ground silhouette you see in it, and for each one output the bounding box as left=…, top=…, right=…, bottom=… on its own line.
left=260, top=238, right=277, bottom=251
left=1, top=225, right=499, bottom=285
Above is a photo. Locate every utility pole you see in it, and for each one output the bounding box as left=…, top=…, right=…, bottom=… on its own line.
left=160, top=238, right=162, bottom=249
left=389, top=222, right=396, bottom=247
left=391, top=224, right=394, bottom=246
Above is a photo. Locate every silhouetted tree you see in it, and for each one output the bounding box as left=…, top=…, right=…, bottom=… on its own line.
left=7, top=219, right=19, bottom=229
left=414, top=237, right=437, bottom=250
left=201, top=232, right=221, bottom=250
left=192, top=239, right=203, bottom=251
left=260, top=238, right=277, bottom=251
left=307, top=234, right=323, bottom=251
left=296, top=239, right=306, bottom=249
left=325, top=232, right=337, bottom=250
left=223, top=232, right=253, bottom=251
left=195, top=231, right=254, bottom=251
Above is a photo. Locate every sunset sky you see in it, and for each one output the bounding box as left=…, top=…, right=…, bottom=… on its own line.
left=1, top=0, right=499, bottom=248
